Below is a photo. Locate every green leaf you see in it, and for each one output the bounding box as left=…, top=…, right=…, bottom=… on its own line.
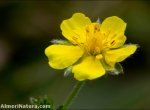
left=30, top=96, right=53, bottom=110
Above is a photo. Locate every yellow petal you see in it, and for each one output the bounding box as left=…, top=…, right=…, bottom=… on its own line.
left=101, top=16, right=127, bottom=48
left=60, top=13, right=91, bottom=44
left=103, top=33, right=127, bottom=49
left=101, top=16, right=126, bottom=33
left=110, top=34, right=126, bottom=48
left=45, top=45, right=83, bottom=69
left=72, top=56, right=105, bottom=81
left=104, top=44, right=137, bottom=67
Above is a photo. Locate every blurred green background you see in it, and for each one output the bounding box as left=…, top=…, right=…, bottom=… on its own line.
left=0, top=1, right=150, bottom=109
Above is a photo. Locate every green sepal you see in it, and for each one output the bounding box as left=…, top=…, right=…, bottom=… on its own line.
left=107, top=63, right=124, bottom=75
left=51, top=39, right=71, bottom=45
left=115, top=63, right=123, bottom=74
left=64, top=66, right=72, bottom=76
left=96, top=17, right=101, bottom=24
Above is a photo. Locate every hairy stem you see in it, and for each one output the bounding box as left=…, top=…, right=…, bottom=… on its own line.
left=62, top=81, right=85, bottom=110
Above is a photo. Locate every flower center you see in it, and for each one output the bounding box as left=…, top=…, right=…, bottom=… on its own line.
left=72, top=23, right=115, bottom=59
left=84, top=23, right=103, bottom=57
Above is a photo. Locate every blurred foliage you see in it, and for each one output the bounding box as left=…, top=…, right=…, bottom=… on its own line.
left=30, top=96, right=53, bottom=110
left=0, top=1, right=150, bottom=109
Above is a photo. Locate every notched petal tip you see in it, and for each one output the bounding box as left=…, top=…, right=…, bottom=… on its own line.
left=101, top=16, right=127, bottom=33
left=60, top=12, right=91, bottom=31
left=60, top=12, right=91, bottom=44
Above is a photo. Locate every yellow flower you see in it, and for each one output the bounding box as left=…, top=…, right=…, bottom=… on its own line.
left=45, top=13, right=137, bottom=81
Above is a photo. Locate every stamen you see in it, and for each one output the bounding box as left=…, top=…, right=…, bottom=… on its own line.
left=86, top=27, right=90, bottom=33
left=96, top=54, right=103, bottom=60
left=94, top=24, right=100, bottom=31
left=72, top=36, right=78, bottom=41
left=95, top=46, right=100, bottom=52
left=72, top=36, right=85, bottom=50
left=110, top=40, right=115, bottom=45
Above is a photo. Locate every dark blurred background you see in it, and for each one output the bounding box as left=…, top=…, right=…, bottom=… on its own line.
left=0, top=1, right=150, bottom=109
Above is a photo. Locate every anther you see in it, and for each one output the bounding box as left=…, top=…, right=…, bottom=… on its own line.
left=96, top=54, right=103, bottom=60
left=95, top=47, right=100, bottom=52
left=94, top=24, right=100, bottom=31
left=86, top=28, right=90, bottom=33
left=110, top=40, right=115, bottom=45
left=72, top=36, right=78, bottom=41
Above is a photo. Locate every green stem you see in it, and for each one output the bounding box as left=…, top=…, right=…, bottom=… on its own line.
left=62, top=81, right=85, bottom=110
